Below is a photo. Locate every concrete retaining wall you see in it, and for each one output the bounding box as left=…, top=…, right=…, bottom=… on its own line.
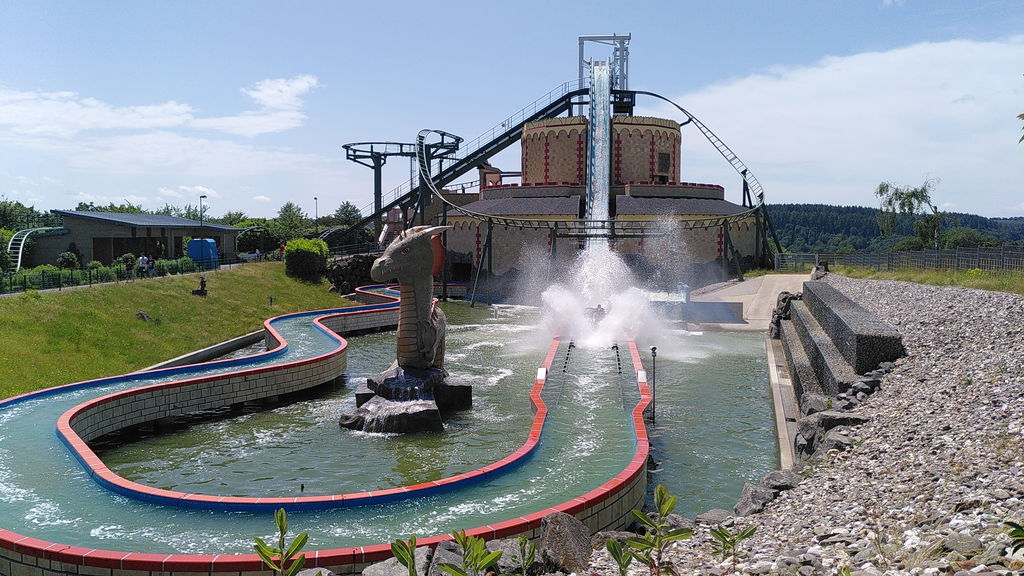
left=780, top=280, right=904, bottom=398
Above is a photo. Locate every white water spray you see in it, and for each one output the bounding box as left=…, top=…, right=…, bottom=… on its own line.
left=538, top=61, right=669, bottom=348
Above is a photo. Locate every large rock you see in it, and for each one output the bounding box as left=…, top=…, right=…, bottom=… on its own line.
left=339, top=396, right=443, bottom=433
left=812, top=425, right=856, bottom=459
left=427, top=540, right=462, bottom=576
left=695, top=509, right=733, bottom=525
left=762, top=469, right=803, bottom=491
left=486, top=538, right=526, bottom=575
left=326, top=254, right=376, bottom=295
left=366, top=365, right=471, bottom=413
left=362, top=546, right=431, bottom=576
left=538, top=512, right=591, bottom=574
left=794, top=411, right=870, bottom=458
left=733, top=483, right=778, bottom=516
left=591, top=530, right=637, bottom=551
left=799, top=393, right=830, bottom=416
left=299, top=569, right=338, bottom=576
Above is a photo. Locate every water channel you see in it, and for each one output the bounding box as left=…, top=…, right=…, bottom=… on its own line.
left=0, top=301, right=774, bottom=555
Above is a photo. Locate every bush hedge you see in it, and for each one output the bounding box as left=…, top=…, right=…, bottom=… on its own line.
left=284, top=238, right=329, bottom=280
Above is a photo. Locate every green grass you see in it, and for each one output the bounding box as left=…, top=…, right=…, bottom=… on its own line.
left=756, top=265, right=1024, bottom=296
left=0, top=263, right=356, bottom=399
left=828, top=265, right=1024, bottom=296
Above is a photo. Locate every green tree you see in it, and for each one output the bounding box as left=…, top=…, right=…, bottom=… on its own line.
left=0, top=198, right=44, bottom=230
left=236, top=218, right=282, bottom=253
left=273, top=202, right=311, bottom=241
left=325, top=201, right=373, bottom=244
left=0, top=228, right=13, bottom=271
left=74, top=201, right=145, bottom=213
left=875, top=179, right=945, bottom=249
left=217, top=210, right=248, bottom=226
left=941, top=226, right=1000, bottom=249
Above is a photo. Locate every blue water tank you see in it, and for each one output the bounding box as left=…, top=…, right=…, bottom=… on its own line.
left=187, top=238, right=220, bottom=268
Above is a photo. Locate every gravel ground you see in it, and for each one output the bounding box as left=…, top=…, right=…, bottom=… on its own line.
left=588, top=275, right=1024, bottom=576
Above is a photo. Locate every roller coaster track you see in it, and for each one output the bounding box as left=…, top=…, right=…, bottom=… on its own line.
left=324, top=80, right=778, bottom=257
left=414, top=90, right=776, bottom=243
left=6, top=227, right=66, bottom=272
left=320, top=81, right=588, bottom=244
left=631, top=90, right=764, bottom=207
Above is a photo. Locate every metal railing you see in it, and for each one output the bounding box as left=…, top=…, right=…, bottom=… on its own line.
left=0, top=256, right=252, bottom=296
left=775, top=246, right=1024, bottom=274
left=347, top=80, right=583, bottom=221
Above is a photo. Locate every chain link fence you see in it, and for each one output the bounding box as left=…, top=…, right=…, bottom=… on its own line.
left=775, top=246, right=1024, bottom=274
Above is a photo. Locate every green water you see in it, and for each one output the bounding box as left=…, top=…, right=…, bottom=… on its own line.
left=0, top=302, right=774, bottom=554
left=636, top=329, right=777, bottom=518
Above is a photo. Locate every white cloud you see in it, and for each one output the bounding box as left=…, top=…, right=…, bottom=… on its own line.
left=639, top=36, right=1024, bottom=217
left=189, top=109, right=308, bottom=137
left=253, top=195, right=272, bottom=203
left=243, top=75, right=320, bottom=111
left=157, top=186, right=183, bottom=199
left=0, top=89, right=192, bottom=138
left=190, top=75, right=320, bottom=137
left=0, top=75, right=319, bottom=141
left=179, top=184, right=220, bottom=199
left=66, top=131, right=331, bottom=177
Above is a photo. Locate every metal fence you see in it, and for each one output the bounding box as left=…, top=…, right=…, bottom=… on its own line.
left=775, top=246, right=1024, bottom=274
left=0, top=256, right=248, bottom=296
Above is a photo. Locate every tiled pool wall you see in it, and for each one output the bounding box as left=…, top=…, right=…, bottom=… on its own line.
left=1, top=296, right=651, bottom=576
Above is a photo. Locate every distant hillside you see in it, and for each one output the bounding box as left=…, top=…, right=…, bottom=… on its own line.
left=765, top=204, right=1024, bottom=253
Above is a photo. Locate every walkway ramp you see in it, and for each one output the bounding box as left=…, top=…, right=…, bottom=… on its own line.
left=690, top=273, right=809, bottom=330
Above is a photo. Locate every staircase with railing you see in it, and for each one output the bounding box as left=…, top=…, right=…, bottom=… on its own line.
left=320, top=81, right=588, bottom=245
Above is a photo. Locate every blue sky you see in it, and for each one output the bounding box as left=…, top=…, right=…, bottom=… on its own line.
left=1, top=1, right=1021, bottom=220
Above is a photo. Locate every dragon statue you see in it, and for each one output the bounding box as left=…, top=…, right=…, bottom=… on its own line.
left=339, top=225, right=471, bottom=433
left=370, top=225, right=451, bottom=371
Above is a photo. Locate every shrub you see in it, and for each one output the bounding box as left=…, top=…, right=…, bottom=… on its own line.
left=86, top=260, right=104, bottom=270
left=179, top=256, right=196, bottom=274
left=57, top=251, right=79, bottom=269
left=117, top=253, right=136, bottom=270
left=29, top=265, right=60, bottom=289
left=90, top=265, right=116, bottom=283
left=284, top=238, right=328, bottom=280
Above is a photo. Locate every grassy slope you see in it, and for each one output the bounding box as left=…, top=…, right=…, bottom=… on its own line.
left=0, top=263, right=355, bottom=399
left=750, top=266, right=1024, bottom=296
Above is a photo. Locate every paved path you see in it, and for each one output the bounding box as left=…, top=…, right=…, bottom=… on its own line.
left=690, top=273, right=809, bottom=330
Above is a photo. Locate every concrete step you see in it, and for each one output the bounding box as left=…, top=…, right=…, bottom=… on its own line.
left=790, top=300, right=861, bottom=396
left=780, top=318, right=821, bottom=399
left=802, top=281, right=905, bottom=373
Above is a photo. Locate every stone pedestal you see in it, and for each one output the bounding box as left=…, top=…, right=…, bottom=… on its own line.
left=340, top=365, right=472, bottom=434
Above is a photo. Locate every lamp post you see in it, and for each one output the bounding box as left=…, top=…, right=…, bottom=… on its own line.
left=314, top=196, right=319, bottom=235
left=199, top=194, right=207, bottom=268
left=650, top=346, right=657, bottom=423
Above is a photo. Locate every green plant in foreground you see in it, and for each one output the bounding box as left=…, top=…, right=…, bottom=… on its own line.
left=627, top=485, right=693, bottom=576
left=253, top=508, right=316, bottom=576
left=1007, top=520, right=1024, bottom=554
left=514, top=535, right=536, bottom=576
left=709, top=524, right=757, bottom=572
left=438, top=530, right=502, bottom=576
left=392, top=535, right=420, bottom=576
left=606, top=537, right=634, bottom=576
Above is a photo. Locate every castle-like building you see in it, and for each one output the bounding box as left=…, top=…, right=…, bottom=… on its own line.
left=438, top=114, right=760, bottom=289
